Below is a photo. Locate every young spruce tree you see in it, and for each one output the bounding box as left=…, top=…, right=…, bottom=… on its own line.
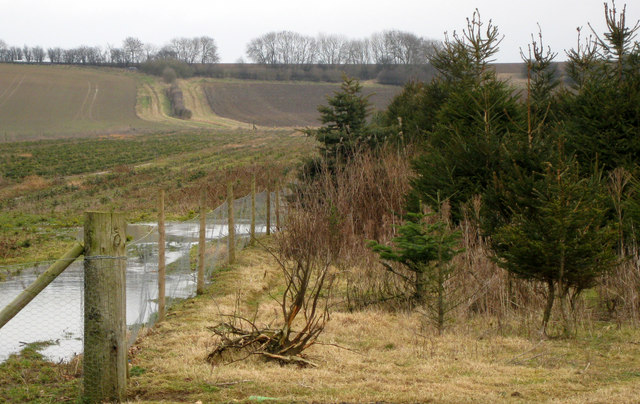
left=368, top=211, right=463, bottom=333
left=411, top=11, right=521, bottom=221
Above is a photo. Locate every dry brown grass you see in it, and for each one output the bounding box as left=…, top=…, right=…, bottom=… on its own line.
left=0, top=174, right=50, bottom=200
left=127, top=240, right=640, bottom=404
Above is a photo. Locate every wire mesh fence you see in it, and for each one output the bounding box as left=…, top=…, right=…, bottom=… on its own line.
left=0, top=189, right=283, bottom=364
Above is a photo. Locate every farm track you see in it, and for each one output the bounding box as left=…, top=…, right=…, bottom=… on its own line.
left=179, top=80, right=252, bottom=129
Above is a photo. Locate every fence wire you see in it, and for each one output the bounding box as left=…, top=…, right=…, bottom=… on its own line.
left=0, top=190, right=283, bottom=363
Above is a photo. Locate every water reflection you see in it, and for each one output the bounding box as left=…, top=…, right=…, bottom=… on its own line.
left=0, top=221, right=261, bottom=363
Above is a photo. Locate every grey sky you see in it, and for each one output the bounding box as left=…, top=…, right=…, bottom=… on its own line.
left=0, top=0, right=638, bottom=63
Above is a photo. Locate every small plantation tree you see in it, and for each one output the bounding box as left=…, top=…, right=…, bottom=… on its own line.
left=303, top=74, right=372, bottom=172
left=411, top=11, right=521, bottom=221
left=491, top=154, right=618, bottom=335
left=369, top=211, right=463, bottom=333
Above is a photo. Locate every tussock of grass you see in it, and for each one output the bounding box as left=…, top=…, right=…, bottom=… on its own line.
left=127, top=240, right=640, bottom=403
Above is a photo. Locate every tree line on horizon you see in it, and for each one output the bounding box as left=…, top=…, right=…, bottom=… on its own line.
left=0, top=30, right=439, bottom=67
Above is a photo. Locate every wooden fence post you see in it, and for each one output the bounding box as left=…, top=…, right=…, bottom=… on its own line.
left=266, top=182, right=271, bottom=236
left=197, top=191, right=206, bottom=295
left=158, top=190, right=166, bottom=322
left=228, top=182, right=236, bottom=265
left=250, top=174, right=256, bottom=246
left=83, top=212, right=127, bottom=403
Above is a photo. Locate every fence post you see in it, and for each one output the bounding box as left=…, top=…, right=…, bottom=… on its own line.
left=228, top=182, right=236, bottom=265
left=197, top=190, right=206, bottom=295
left=250, top=174, right=256, bottom=246
left=266, top=182, right=271, bottom=236
left=83, top=212, right=127, bottom=403
left=275, top=182, right=281, bottom=231
left=158, top=190, right=166, bottom=322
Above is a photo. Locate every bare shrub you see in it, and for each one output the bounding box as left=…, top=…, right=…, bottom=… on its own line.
left=207, top=185, right=339, bottom=367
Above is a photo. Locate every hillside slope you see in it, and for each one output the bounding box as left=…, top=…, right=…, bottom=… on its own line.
left=202, top=81, right=401, bottom=127
left=0, top=64, right=162, bottom=140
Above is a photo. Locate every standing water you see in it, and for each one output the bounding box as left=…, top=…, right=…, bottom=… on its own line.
left=0, top=220, right=258, bottom=363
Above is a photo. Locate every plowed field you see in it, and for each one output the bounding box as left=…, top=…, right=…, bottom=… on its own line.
left=203, top=81, right=401, bottom=127
left=0, top=64, right=156, bottom=140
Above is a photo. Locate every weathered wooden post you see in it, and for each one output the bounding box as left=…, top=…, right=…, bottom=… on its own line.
left=250, top=174, right=256, bottom=246
left=266, top=181, right=271, bottom=236
left=83, top=212, right=127, bottom=403
left=197, top=190, right=206, bottom=295
left=228, top=182, right=236, bottom=265
left=158, top=190, right=166, bottom=322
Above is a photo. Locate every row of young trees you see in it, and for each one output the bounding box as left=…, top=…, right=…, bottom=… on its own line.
left=304, top=3, right=640, bottom=336
left=245, top=30, right=440, bottom=65
left=0, top=29, right=439, bottom=66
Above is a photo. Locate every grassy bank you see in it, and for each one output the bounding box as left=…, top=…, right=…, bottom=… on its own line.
left=125, top=240, right=640, bottom=403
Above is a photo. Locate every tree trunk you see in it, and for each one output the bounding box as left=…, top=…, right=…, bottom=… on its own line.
left=436, top=265, right=445, bottom=335
left=542, top=279, right=555, bottom=336
left=415, top=269, right=427, bottom=306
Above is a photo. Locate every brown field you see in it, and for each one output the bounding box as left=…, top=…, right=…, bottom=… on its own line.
left=0, top=64, right=163, bottom=140
left=203, top=81, right=402, bottom=127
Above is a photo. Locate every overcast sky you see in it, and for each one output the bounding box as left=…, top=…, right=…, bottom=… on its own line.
left=1, top=0, right=638, bottom=63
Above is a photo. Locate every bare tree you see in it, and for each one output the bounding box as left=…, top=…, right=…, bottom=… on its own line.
left=246, top=32, right=278, bottom=64
left=198, top=36, right=220, bottom=63
left=22, top=45, right=32, bottom=63
left=343, top=39, right=371, bottom=64
left=370, top=32, right=390, bottom=64
left=369, top=30, right=440, bottom=65
left=246, top=31, right=316, bottom=64
left=316, top=33, right=347, bottom=64
left=123, top=36, right=144, bottom=64
left=143, top=43, right=158, bottom=62
left=47, top=47, right=63, bottom=63
left=0, top=40, right=9, bottom=62
left=32, top=46, right=45, bottom=63
left=208, top=190, right=338, bottom=368
left=9, top=46, right=23, bottom=62
left=169, top=37, right=197, bottom=63
left=108, top=46, right=126, bottom=65
left=62, top=48, right=77, bottom=64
